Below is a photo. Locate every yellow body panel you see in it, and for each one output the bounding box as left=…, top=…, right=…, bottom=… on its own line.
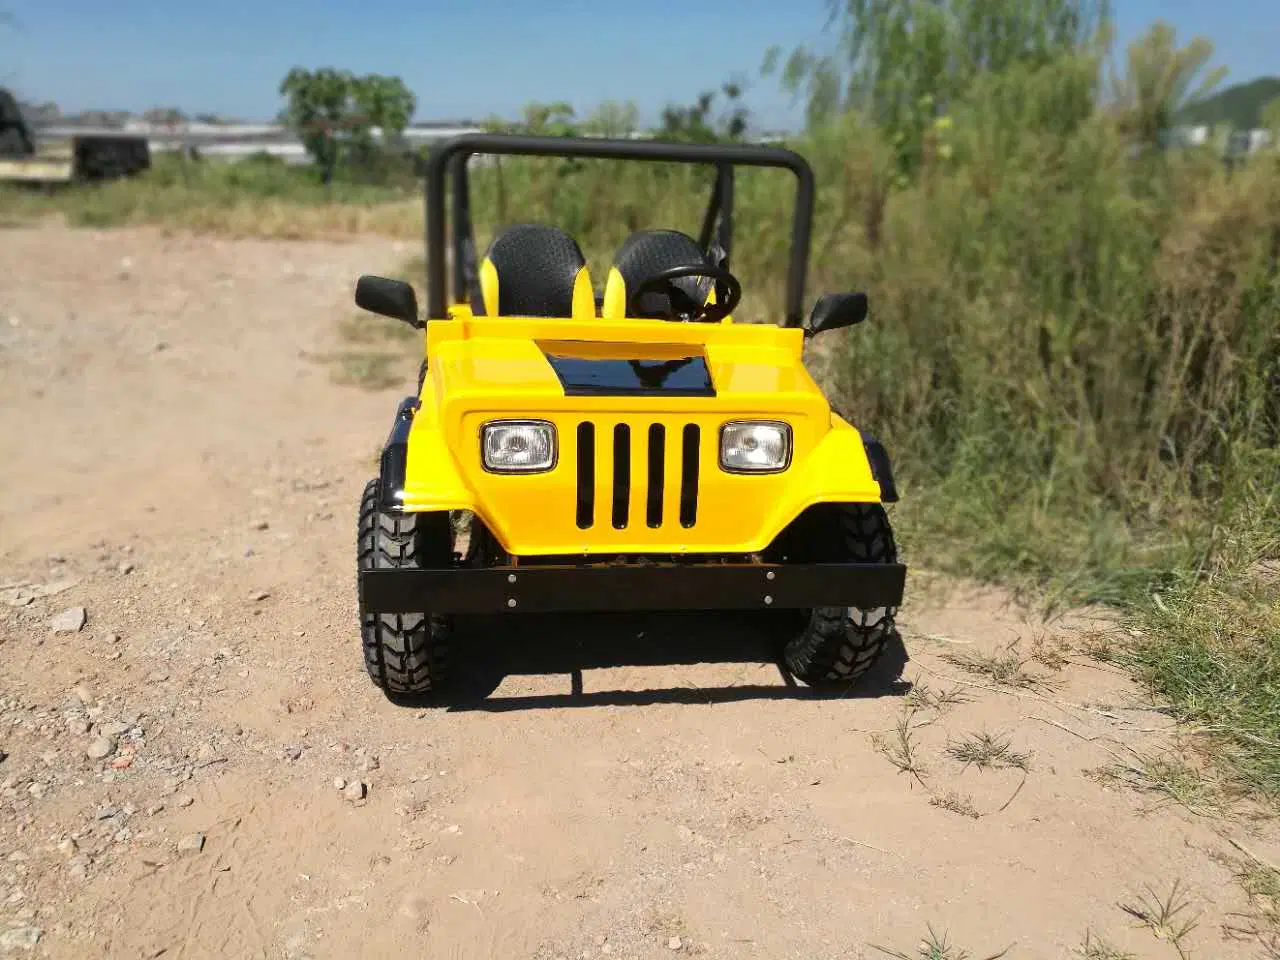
left=399, top=308, right=884, bottom=556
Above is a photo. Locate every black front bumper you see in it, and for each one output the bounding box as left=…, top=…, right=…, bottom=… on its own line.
left=358, top=561, right=907, bottom=615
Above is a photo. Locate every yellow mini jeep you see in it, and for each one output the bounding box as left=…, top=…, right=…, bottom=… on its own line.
left=354, top=133, right=906, bottom=699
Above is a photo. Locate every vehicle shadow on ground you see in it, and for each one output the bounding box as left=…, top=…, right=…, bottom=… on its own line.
left=412, top=611, right=912, bottom=712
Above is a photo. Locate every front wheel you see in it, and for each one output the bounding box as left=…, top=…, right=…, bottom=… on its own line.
left=766, top=503, right=901, bottom=689
left=356, top=478, right=454, bottom=698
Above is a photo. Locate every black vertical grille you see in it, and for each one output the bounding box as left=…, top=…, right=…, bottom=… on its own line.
left=611, top=424, right=631, bottom=529
left=679, top=424, right=700, bottom=528
left=573, top=421, right=699, bottom=531
left=646, top=424, right=665, bottom=528
left=575, top=422, right=595, bottom=529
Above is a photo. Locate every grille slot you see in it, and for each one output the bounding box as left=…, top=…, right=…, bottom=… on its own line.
left=611, top=424, right=631, bottom=529
left=679, top=424, right=700, bottom=528
left=575, top=422, right=595, bottom=529
left=646, top=423, right=665, bottom=528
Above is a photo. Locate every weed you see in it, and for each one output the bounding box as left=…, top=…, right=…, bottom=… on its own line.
left=928, top=791, right=981, bottom=819
left=1074, top=931, right=1134, bottom=959
left=940, top=641, right=1045, bottom=690
left=870, top=925, right=1011, bottom=959
left=871, top=707, right=928, bottom=787
left=906, top=680, right=969, bottom=711
left=945, top=731, right=1031, bottom=772
left=1029, top=632, right=1072, bottom=670
left=1119, top=878, right=1201, bottom=959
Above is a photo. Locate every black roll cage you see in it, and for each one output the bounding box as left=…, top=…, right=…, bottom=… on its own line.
left=422, top=133, right=816, bottom=327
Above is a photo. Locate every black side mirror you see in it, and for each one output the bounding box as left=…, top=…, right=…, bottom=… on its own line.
left=355, top=275, right=423, bottom=329
left=805, top=292, right=868, bottom=338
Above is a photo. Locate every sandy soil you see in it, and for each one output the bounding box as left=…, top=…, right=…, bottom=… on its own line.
left=0, top=223, right=1277, bottom=960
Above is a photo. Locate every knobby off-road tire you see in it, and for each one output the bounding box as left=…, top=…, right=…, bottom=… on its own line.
left=770, top=503, right=901, bottom=689
left=357, top=478, right=454, bottom=697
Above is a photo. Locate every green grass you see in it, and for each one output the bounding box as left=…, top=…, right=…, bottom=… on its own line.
left=0, top=152, right=421, bottom=238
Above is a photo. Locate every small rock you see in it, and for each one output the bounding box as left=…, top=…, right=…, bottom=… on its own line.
left=94, top=806, right=118, bottom=820
left=177, top=832, right=205, bottom=854
left=118, top=562, right=135, bottom=575
left=332, top=777, right=347, bottom=790
left=26, top=782, right=45, bottom=799
left=361, top=755, right=380, bottom=773
left=114, top=828, right=132, bottom=843
left=57, top=838, right=77, bottom=857
left=342, top=780, right=367, bottom=803
left=66, top=719, right=91, bottom=736
left=176, top=795, right=194, bottom=808
left=0, top=926, right=41, bottom=951
left=253, top=520, right=269, bottom=531
left=250, top=590, right=270, bottom=602
left=50, top=607, right=87, bottom=634
left=667, top=937, right=682, bottom=952
left=147, top=804, right=164, bottom=816
left=85, top=736, right=116, bottom=761
left=72, top=684, right=95, bottom=706
left=145, top=671, right=169, bottom=684
left=100, top=721, right=130, bottom=738
left=283, top=746, right=302, bottom=762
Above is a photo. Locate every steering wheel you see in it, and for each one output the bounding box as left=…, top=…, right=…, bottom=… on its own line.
left=627, top=263, right=742, bottom=323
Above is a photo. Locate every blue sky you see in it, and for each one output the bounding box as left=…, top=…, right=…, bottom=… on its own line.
left=2, top=0, right=1275, bottom=128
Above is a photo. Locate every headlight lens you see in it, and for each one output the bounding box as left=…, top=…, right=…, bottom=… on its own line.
left=481, top=420, right=557, bottom=473
left=720, top=420, right=791, bottom=473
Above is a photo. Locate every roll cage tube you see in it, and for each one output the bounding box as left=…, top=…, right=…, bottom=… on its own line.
left=423, top=133, right=815, bottom=326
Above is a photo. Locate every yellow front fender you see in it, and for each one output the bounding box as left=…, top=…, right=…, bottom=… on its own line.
left=398, top=404, right=478, bottom=513
left=752, top=416, right=885, bottom=552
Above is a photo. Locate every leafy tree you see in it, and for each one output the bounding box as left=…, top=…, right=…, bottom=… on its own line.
left=659, top=81, right=750, bottom=143
left=1264, top=96, right=1280, bottom=139
left=350, top=74, right=416, bottom=153
left=1111, top=20, right=1226, bottom=150
left=764, top=0, right=1110, bottom=176
left=580, top=101, right=640, bottom=138
left=278, top=67, right=416, bottom=183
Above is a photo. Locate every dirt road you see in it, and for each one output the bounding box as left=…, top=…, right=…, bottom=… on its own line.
left=1, top=224, right=1276, bottom=959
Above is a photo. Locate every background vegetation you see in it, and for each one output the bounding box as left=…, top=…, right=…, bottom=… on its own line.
left=2, top=1, right=1277, bottom=798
